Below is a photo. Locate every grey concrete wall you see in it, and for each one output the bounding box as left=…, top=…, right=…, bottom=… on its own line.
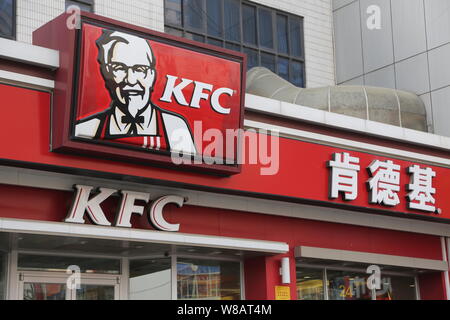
left=333, top=0, right=450, bottom=137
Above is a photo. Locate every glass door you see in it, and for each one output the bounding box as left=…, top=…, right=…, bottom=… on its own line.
left=18, top=272, right=120, bottom=300
left=19, top=274, right=70, bottom=300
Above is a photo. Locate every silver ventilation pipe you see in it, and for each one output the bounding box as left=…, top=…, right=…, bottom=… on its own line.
left=246, top=67, right=428, bottom=132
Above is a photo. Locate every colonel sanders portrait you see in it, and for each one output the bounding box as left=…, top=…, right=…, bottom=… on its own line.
left=74, top=30, right=197, bottom=155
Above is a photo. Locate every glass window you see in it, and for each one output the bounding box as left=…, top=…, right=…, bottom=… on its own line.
left=297, top=268, right=324, bottom=300
left=65, top=0, right=94, bottom=12
left=278, top=57, right=289, bottom=81
left=225, top=42, right=241, bottom=52
left=0, top=252, right=6, bottom=300
left=18, top=254, right=120, bottom=275
left=297, top=264, right=418, bottom=300
left=165, top=26, right=183, bottom=37
left=261, top=52, right=275, bottom=73
left=0, top=0, right=15, bottom=39
left=76, top=285, right=115, bottom=300
left=185, top=32, right=205, bottom=43
left=184, top=0, right=204, bottom=32
left=375, top=275, right=417, bottom=300
left=129, top=258, right=172, bottom=300
left=165, top=0, right=182, bottom=27
left=258, top=8, right=273, bottom=49
left=207, top=38, right=223, bottom=47
left=243, top=47, right=258, bottom=70
left=23, top=283, right=67, bottom=300
left=327, top=270, right=373, bottom=300
left=224, top=0, right=241, bottom=42
left=163, top=0, right=305, bottom=87
left=207, top=0, right=222, bottom=37
left=289, top=17, right=303, bottom=57
left=177, top=258, right=241, bottom=300
left=242, top=4, right=257, bottom=45
left=277, top=15, right=288, bottom=54
left=291, top=61, right=304, bottom=87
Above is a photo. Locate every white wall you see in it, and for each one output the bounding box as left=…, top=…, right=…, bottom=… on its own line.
left=16, top=0, right=65, bottom=43
left=16, top=0, right=165, bottom=44
left=95, top=0, right=164, bottom=32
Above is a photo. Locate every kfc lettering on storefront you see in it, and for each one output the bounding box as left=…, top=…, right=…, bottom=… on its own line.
left=66, top=185, right=185, bottom=232
left=34, top=13, right=246, bottom=175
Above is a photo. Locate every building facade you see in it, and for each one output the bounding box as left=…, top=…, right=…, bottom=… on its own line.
left=334, top=0, right=450, bottom=137
left=0, top=0, right=449, bottom=301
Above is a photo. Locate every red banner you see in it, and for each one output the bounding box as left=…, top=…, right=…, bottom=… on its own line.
left=1, top=83, right=449, bottom=223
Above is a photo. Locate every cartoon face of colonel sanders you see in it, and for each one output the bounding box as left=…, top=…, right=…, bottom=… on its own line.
left=99, top=31, right=156, bottom=119
left=74, top=30, right=196, bottom=155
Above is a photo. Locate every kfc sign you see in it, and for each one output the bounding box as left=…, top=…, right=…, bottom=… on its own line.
left=328, top=152, right=441, bottom=214
left=66, top=185, right=184, bottom=232
left=38, top=13, right=245, bottom=175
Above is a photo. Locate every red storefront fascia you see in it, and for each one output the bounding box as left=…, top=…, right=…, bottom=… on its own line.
left=0, top=12, right=449, bottom=300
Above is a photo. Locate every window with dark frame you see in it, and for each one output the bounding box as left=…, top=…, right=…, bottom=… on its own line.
left=65, top=0, right=94, bottom=12
left=164, top=0, right=305, bottom=87
left=0, top=0, right=16, bottom=40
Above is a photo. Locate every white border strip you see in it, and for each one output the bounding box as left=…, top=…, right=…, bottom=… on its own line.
left=0, top=218, right=288, bottom=254
left=0, top=38, right=59, bottom=70
left=245, top=119, right=450, bottom=167
left=0, top=70, right=55, bottom=89
left=245, top=93, right=450, bottom=151
left=295, top=246, right=449, bottom=271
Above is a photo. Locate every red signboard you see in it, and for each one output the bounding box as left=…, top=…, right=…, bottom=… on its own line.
left=1, top=83, right=450, bottom=223
left=33, top=13, right=246, bottom=175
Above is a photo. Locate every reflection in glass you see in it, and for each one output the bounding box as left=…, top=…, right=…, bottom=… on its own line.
left=291, top=61, right=304, bottom=87
left=261, top=52, right=276, bottom=73
left=327, top=270, right=372, bottom=300
left=278, top=57, right=289, bottom=81
left=185, top=32, right=205, bottom=43
left=177, top=259, right=241, bottom=300
left=224, top=0, right=241, bottom=42
left=290, top=18, right=303, bottom=57
left=165, top=26, right=183, bottom=37
left=243, top=48, right=258, bottom=70
left=23, top=283, right=67, bottom=300
left=297, top=268, right=324, bottom=300
left=18, top=254, right=120, bottom=274
left=207, top=0, right=222, bottom=37
left=0, top=0, right=14, bottom=39
left=376, top=276, right=417, bottom=300
left=165, top=0, right=182, bottom=26
left=259, top=8, right=273, bottom=49
left=129, top=258, right=172, bottom=300
left=243, top=4, right=257, bottom=45
left=207, top=38, right=223, bottom=47
left=225, top=42, right=241, bottom=52
left=184, top=0, right=204, bottom=31
left=76, top=285, right=115, bottom=300
left=277, top=15, right=289, bottom=54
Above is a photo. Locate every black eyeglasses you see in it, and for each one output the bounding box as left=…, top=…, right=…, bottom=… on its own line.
left=108, top=62, right=153, bottom=78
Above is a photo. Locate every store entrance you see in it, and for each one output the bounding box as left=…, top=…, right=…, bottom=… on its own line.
left=2, top=233, right=246, bottom=300
left=18, top=272, right=120, bottom=300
